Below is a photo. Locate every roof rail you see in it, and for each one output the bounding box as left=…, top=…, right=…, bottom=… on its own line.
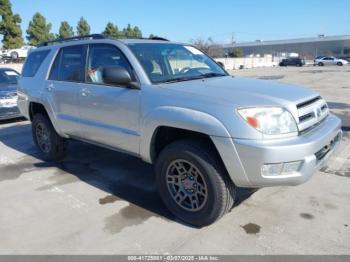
left=37, top=34, right=169, bottom=47
left=37, top=34, right=105, bottom=47
left=106, top=35, right=169, bottom=41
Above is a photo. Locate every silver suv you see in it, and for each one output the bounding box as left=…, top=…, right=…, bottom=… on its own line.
left=18, top=35, right=342, bottom=226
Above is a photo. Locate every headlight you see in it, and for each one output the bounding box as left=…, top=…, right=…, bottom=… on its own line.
left=237, top=107, right=298, bottom=136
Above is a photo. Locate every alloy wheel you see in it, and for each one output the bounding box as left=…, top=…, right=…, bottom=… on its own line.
left=35, top=123, right=51, bottom=153
left=166, top=159, right=208, bottom=212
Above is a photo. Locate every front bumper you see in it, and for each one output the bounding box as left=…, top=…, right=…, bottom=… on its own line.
left=0, top=106, right=21, bottom=120
left=212, top=114, right=342, bottom=187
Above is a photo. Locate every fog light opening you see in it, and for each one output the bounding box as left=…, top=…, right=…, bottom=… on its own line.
left=262, top=161, right=303, bottom=177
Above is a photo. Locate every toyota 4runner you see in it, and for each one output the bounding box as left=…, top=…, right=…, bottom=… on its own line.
left=18, top=35, right=342, bottom=227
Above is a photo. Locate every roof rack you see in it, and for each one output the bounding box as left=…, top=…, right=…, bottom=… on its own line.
left=37, top=34, right=169, bottom=47
left=149, top=36, right=169, bottom=41
left=37, top=34, right=105, bottom=47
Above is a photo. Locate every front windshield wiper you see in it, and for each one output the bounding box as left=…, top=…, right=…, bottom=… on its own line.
left=162, top=73, right=227, bottom=84
left=162, top=75, right=204, bottom=84
left=200, top=72, right=227, bottom=78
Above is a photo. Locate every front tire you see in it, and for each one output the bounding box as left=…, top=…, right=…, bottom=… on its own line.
left=155, top=139, right=236, bottom=227
left=318, top=62, right=324, bottom=66
left=32, top=113, right=67, bottom=161
left=337, top=62, right=343, bottom=66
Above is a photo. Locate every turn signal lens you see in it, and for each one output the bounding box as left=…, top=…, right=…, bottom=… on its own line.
left=261, top=161, right=303, bottom=177
left=246, top=116, right=259, bottom=129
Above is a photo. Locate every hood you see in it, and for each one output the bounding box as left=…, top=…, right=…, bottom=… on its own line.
left=159, top=76, right=318, bottom=108
left=0, top=84, right=17, bottom=99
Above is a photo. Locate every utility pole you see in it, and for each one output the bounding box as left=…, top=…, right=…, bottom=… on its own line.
left=229, top=32, right=235, bottom=58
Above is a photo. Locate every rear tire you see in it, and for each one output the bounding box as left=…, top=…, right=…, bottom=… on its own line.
left=32, top=113, right=67, bottom=161
left=155, top=139, right=236, bottom=227
left=10, top=52, right=19, bottom=59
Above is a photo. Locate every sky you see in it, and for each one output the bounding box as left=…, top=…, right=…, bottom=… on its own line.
left=10, top=0, right=350, bottom=44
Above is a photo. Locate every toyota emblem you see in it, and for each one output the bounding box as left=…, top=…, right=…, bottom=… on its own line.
left=315, top=107, right=322, bottom=118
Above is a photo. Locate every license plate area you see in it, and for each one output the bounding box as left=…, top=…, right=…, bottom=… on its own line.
left=315, top=132, right=341, bottom=161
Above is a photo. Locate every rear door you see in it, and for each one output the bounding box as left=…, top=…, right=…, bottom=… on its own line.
left=287, top=59, right=294, bottom=65
left=45, top=45, right=87, bottom=137
left=323, top=57, right=335, bottom=65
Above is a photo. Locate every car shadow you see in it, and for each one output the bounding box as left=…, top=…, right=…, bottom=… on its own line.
left=0, top=117, right=26, bottom=125
left=0, top=122, right=256, bottom=226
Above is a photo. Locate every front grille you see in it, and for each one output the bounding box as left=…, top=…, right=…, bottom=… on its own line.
left=0, top=106, right=20, bottom=119
left=297, top=96, right=329, bottom=132
left=297, top=96, right=321, bottom=108
left=0, top=107, right=20, bottom=114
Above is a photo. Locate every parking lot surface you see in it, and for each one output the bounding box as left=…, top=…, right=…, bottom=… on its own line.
left=0, top=66, right=349, bottom=254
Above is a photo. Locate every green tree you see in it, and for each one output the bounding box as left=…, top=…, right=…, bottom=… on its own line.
left=0, top=0, right=24, bottom=49
left=229, top=47, right=244, bottom=58
left=26, top=12, right=54, bottom=46
left=133, top=26, right=142, bottom=38
left=103, top=22, right=118, bottom=38
left=76, top=17, right=90, bottom=36
left=57, top=21, right=74, bottom=39
left=122, top=24, right=134, bottom=37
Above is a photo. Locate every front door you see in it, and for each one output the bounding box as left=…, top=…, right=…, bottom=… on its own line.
left=78, top=44, right=141, bottom=155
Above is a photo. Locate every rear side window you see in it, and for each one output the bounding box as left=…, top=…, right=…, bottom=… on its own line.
left=49, top=50, right=61, bottom=81
left=22, top=50, right=50, bottom=77
left=49, top=45, right=86, bottom=82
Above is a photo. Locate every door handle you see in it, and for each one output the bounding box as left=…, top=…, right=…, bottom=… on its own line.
left=46, top=84, right=55, bottom=91
left=81, top=88, right=91, bottom=97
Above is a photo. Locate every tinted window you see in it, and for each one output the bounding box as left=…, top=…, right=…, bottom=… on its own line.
left=59, top=46, right=86, bottom=82
left=22, top=50, right=50, bottom=77
left=0, top=70, right=19, bottom=84
left=86, top=44, right=133, bottom=85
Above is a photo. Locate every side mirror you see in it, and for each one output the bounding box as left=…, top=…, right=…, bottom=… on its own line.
left=102, top=66, right=140, bottom=89
left=217, top=61, right=225, bottom=69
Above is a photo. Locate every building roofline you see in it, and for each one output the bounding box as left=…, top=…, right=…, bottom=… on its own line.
left=223, top=35, right=350, bottom=48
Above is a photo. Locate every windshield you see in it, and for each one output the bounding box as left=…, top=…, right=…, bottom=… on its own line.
left=128, top=43, right=227, bottom=84
left=0, top=70, right=19, bottom=85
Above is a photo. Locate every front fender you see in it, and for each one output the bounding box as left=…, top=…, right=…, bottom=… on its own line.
left=139, top=106, right=231, bottom=163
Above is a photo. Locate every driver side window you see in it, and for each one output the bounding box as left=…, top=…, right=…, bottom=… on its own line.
left=86, top=44, right=133, bottom=85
